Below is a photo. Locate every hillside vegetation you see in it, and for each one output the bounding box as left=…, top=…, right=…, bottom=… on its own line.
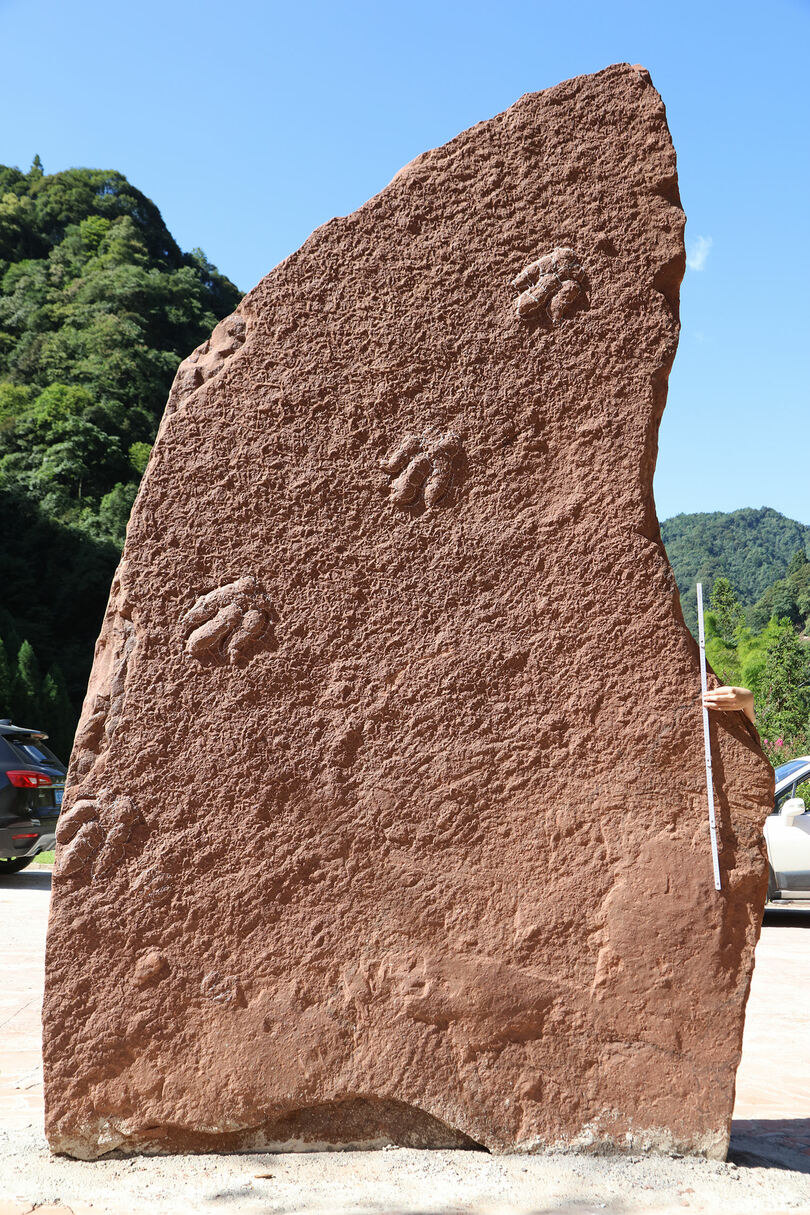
left=0, top=158, right=240, bottom=756
left=661, top=507, right=810, bottom=634
left=703, top=564, right=810, bottom=764
left=662, top=513, right=810, bottom=763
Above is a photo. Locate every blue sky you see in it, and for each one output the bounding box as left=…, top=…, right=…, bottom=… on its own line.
left=1, top=0, right=808, bottom=524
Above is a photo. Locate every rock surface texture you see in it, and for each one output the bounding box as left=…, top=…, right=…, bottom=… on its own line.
left=44, top=64, right=773, bottom=1160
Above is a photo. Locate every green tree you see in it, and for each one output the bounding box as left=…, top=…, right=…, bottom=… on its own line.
left=748, top=551, right=810, bottom=633
left=0, top=637, right=12, bottom=718
left=755, top=622, right=810, bottom=744
left=128, top=441, right=151, bottom=476
left=0, top=610, right=21, bottom=661
left=11, top=639, right=43, bottom=724
left=0, top=483, right=118, bottom=711
left=770, top=580, right=801, bottom=628
left=709, top=577, right=745, bottom=646
left=704, top=615, right=742, bottom=688
left=0, top=191, right=38, bottom=262
left=41, top=665, right=75, bottom=761
left=0, top=381, right=33, bottom=422
left=94, top=481, right=138, bottom=545
left=787, top=548, right=809, bottom=577
left=737, top=616, right=787, bottom=701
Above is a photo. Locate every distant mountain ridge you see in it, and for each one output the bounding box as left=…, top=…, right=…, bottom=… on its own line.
left=660, top=507, right=810, bottom=633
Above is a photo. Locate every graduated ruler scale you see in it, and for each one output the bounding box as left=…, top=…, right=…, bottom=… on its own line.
left=696, top=582, right=722, bottom=891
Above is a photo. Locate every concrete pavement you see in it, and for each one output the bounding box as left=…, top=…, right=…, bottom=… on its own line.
left=731, top=903, right=810, bottom=1173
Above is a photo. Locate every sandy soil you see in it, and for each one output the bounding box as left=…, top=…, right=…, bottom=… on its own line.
left=2, top=868, right=809, bottom=1215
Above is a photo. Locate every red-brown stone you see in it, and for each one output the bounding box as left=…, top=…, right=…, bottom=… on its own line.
left=43, top=63, right=773, bottom=1160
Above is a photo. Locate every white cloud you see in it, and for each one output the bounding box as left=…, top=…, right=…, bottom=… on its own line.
left=687, top=235, right=713, bottom=271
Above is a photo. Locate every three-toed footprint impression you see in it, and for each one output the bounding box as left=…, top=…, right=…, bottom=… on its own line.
left=380, top=432, right=461, bottom=510
left=181, top=576, right=276, bottom=665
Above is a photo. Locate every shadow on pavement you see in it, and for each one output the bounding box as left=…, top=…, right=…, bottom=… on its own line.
left=730, top=1119, right=810, bottom=1173
left=0, top=869, right=52, bottom=891
left=763, top=904, right=810, bottom=927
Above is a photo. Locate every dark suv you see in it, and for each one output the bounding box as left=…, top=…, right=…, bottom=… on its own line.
left=0, top=720, right=66, bottom=874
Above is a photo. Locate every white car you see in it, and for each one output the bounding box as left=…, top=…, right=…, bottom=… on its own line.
left=767, top=757, right=810, bottom=901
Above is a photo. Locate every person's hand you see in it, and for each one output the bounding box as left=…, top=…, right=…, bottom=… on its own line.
left=703, top=685, right=755, bottom=725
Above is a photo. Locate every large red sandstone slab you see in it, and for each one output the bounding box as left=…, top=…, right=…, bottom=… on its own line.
left=43, top=64, right=772, bottom=1160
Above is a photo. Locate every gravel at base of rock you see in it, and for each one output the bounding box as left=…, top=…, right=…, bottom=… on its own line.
left=3, top=1130, right=810, bottom=1214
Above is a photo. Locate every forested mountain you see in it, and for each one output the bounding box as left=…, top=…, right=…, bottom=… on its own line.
left=661, top=509, right=810, bottom=763
left=0, top=158, right=241, bottom=756
left=661, top=507, right=810, bottom=634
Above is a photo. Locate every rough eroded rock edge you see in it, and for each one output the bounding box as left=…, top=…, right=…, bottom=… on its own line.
left=42, top=64, right=772, bottom=1156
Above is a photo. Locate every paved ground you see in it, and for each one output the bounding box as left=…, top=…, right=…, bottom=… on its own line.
left=2, top=868, right=809, bottom=1214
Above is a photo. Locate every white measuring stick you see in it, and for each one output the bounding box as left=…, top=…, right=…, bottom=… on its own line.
left=696, top=583, right=722, bottom=891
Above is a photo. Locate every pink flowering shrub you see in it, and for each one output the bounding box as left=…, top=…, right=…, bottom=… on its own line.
left=761, top=732, right=808, bottom=766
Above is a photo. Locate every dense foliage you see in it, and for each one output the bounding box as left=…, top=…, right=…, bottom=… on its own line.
left=661, top=507, right=810, bottom=635
left=0, top=158, right=241, bottom=759
left=704, top=569, right=810, bottom=765
left=667, top=514, right=810, bottom=762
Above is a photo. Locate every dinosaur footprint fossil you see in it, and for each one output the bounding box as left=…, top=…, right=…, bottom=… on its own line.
left=182, top=576, right=276, bottom=665
left=512, top=247, right=588, bottom=323
left=166, top=311, right=247, bottom=415
left=381, top=432, right=461, bottom=509
left=55, top=791, right=141, bottom=879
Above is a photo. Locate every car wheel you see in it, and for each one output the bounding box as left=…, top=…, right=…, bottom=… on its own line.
left=0, top=856, right=35, bottom=874
left=766, top=863, right=778, bottom=901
